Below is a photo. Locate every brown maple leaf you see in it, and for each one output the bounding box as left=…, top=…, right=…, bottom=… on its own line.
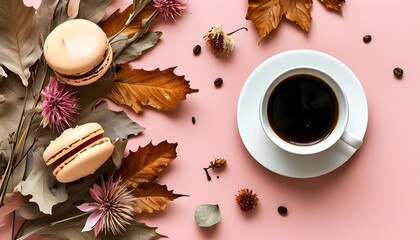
left=116, top=141, right=178, bottom=189
left=246, top=0, right=345, bottom=40
left=105, top=64, right=198, bottom=112
left=131, top=182, right=186, bottom=213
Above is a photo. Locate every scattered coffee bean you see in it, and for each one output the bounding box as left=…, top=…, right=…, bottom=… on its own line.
left=363, top=35, right=372, bottom=43
left=191, top=116, right=196, bottom=125
left=393, top=67, right=404, bottom=78
left=193, top=45, right=201, bottom=55
left=216, top=176, right=219, bottom=179
left=277, top=206, right=288, bottom=216
left=214, top=77, right=223, bottom=87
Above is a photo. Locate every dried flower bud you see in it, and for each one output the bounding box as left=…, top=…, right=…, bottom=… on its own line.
left=235, top=188, right=259, bottom=212
left=204, top=24, right=235, bottom=57
left=210, top=158, right=227, bottom=169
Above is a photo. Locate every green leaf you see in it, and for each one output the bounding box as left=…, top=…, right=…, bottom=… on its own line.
left=36, top=0, right=60, bottom=41
left=194, top=204, right=221, bottom=227
left=76, top=0, right=113, bottom=23
left=14, top=148, right=68, bottom=215
left=76, top=100, right=145, bottom=141
left=50, top=0, right=70, bottom=29
left=97, top=222, right=167, bottom=240
left=111, top=138, right=128, bottom=169
left=114, top=31, right=162, bottom=65
left=22, top=214, right=93, bottom=240
left=0, top=0, right=41, bottom=86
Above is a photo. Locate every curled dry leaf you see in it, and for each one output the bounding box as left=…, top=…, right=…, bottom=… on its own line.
left=100, top=3, right=157, bottom=38
left=319, top=0, right=345, bottom=11
left=246, top=0, right=345, bottom=40
left=0, top=192, right=30, bottom=218
left=105, top=64, right=198, bottom=112
left=117, top=141, right=178, bottom=188
left=131, top=182, right=185, bottom=213
left=67, top=0, right=81, bottom=19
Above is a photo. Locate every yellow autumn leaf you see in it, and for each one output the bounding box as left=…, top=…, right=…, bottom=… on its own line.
left=105, top=64, right=198, bottom=112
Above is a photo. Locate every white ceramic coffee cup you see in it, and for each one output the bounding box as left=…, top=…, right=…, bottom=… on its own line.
left=259, top=66, right=363, bottom=155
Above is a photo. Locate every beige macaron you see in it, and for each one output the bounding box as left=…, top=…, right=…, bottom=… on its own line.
left=43, top=122, right=114, bottom=183
left=43, top=19, right=113, bottom=86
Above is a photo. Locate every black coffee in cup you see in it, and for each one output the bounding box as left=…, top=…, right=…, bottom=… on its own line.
left=267, top=74, right=339, bottom=146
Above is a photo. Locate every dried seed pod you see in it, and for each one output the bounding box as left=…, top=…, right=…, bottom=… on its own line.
left=235, top=188, right=259, bottom=212
left=210, top=158, right=227, bottom=169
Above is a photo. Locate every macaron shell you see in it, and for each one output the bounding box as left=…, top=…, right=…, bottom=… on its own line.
left=43, top=19, right=108, bottom=74
left=43, top=122, right=104, bottom=165
left=56, top=44, right=113, bottom=86
left=55, top=138, right=114, bottom=183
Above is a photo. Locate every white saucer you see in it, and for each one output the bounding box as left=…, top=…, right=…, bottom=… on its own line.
left=237, top=49, right=368, bottom=178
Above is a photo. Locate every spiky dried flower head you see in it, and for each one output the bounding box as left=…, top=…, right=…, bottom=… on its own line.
left=153, top=0, right=188, bottom=21
left=235, top=188, right=259, bottom=212
left=78, top=177, right=136, bottom=237
left=204, top=24, right=235, bottom=57
left=41, top=76, right=79, bottom=132
left=210, top=158, right=227, bottom=169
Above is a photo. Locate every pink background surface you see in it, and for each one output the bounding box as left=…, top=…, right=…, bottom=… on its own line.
left=2, top=0, right=420, bottom=239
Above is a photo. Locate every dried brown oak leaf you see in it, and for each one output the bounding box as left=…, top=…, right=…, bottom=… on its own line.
left=100, top=3, right=156, bottom=38
left=246, top=0, right=345, bottom=41
left=131, top=182, right=185, bottom=213
left=105, top=64, right=198, bottom=113
left=117, top=141, right=178, bottom=189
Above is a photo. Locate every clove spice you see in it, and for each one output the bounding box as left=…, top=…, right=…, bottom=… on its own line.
left=203, top=158, right=227, bottom=181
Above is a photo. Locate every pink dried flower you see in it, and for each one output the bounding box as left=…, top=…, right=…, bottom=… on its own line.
left=153, top=0, right=188, bottom=20
left=41, top=77, right=79, bottom=132
left=77, top=177, right=136, bottom=237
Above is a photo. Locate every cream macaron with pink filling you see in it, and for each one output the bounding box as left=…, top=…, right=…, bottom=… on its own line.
left=43, top=19, right=113, bottom=86
left=43, top=122, right=114, bottom=183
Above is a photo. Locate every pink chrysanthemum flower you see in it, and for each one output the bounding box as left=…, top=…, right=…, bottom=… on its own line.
left=77, top=177, right=136, bottom=237
left=153, top=0, right=188, bottom=20
left=41, top=77, right=79, bottom=132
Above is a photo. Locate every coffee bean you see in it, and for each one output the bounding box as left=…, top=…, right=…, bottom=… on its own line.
left=363, top=35, right=372, bottom=43
left=393, top=67, right=403, bottom=78
left=191, top=116, right=196, bottom=125
left=277, top=206, right=288, bottom=216
left=193, top=45, right=201, bottom=55
left=214, top=77, right=223, bottom=87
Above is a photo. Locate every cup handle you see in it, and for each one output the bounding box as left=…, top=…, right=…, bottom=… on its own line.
left=340, top=130, right=363, bottom=149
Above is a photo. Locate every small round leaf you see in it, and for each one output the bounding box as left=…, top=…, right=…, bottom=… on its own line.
left=194, top=204, right=221, bottom=227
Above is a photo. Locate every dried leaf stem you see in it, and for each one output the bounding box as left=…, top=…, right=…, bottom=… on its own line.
left=227, top=27, right=248, bottom=35
left=0, top=60, right=48, bottom=206
left=16, top=212, right=89, bottom=240
left=113, top=9, right=159, bottom=61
